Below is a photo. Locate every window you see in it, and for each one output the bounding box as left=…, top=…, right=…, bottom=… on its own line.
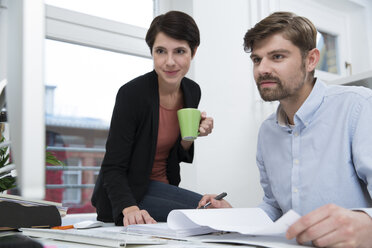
left=63, top=171, right=81, bottom=203
left=45, top=40, right=153, bottom=122
left=316, top=31, right=339, bottom=74
left=44, top=3, right=154, bottom=213
left=62, top=156, right=82, bottom=204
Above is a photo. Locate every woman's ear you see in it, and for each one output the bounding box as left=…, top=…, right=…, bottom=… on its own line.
left=306, top=48, right=320, bottom=72
left=192, top=47, right=198, bottom=59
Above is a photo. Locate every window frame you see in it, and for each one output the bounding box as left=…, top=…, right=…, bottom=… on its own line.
left=45, top=5, right=152, bottom=59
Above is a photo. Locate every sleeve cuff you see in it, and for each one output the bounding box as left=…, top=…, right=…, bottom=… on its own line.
left=352, top=208, right=372, bottom=218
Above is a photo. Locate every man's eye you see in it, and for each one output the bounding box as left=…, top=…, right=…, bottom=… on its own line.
left=252, top=57, right=261, bottom=64
left=273, top=54, right=284, bottom=60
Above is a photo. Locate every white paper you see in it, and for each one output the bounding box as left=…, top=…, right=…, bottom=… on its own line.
left=201, top=232, right=312, bottom=248
left=124, top=222, right=214, bottom=238
left=124, top=208, right=301, bottom=240
left=168, top=208, right=301, bottom=236
left=250, top=210, right=301, bottom=235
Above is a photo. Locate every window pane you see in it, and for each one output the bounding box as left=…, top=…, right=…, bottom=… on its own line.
left=63, top=171, right=81, bottom=203
left=45, top=39, right=153, bottom=213
left=45, top=0, right=153, bottom=28
left=316, top=31, right=339, bottom=74
left=45, top=39, right=153, bottom=122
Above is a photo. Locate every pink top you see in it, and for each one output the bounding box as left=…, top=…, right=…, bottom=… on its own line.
left=150, top=104, right=182, bottom=184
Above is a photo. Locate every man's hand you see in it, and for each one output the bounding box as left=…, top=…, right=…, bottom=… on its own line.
left=286, top=204, right=372, bottom=247
left=122, top=206, right=156, bottom=226
left=197, top=194, right=232, bottom=209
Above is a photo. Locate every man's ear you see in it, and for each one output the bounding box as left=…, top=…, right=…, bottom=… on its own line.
left=306, top=48, right=320, bottom=72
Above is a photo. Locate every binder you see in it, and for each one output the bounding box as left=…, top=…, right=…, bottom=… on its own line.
left=0, top=201, right=61, bottom=228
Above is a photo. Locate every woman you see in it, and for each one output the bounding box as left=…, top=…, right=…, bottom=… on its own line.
left=91, top=11, right=213, bottom=226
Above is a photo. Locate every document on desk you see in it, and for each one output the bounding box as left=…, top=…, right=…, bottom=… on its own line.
left=21, top=226, right=166, bottom=247
left=124, top=222, right=214, bottom=239
left=124, top=208, right=301, bottom=239
left=200, top=232, right=312, bottom=248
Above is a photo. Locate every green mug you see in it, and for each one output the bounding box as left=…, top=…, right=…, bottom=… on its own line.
left=177, top=108, right=201, bottom=141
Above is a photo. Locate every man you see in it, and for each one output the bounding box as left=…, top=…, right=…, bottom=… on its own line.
left=199, top=12, right=372, bottom=247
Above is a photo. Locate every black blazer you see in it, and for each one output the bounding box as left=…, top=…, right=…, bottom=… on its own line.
left=91, top=70, right=201, bottom=225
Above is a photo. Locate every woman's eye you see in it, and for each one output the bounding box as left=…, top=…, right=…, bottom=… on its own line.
left=176, top=49, right=185, bottom=54
left=155, top=49, right=165, bottom=54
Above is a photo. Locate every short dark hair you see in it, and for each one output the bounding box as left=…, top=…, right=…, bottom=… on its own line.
left=145, top=11, right=200, bottom=56
left=243, top=11, right=317, bottom=58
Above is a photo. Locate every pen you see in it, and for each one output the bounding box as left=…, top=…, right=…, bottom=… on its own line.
left=51, top=225, right=74, bottom=230
left=201, top=192, right=227, bottom=209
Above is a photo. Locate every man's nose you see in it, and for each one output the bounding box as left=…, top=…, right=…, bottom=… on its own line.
left=256, top=58, right=272, bottom=75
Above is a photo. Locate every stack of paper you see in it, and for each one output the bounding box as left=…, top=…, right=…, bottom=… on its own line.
left=124, top=222, right=215, bottom=239
left=124, top=208, right=301, bottom=239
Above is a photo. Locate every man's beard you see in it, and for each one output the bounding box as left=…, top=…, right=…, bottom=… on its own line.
left=256, top=75, right=289, bottom=101
left=256, top=61, right=307, bottom=102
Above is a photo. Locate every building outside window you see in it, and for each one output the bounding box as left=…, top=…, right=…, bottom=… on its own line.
left=62, top=157, right=82, bottom=204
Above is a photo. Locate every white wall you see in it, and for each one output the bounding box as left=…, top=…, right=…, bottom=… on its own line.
left=186, top=0, right=256, bottom=207
left=158, top=0, right=372, bottom=208
left=158, top=0, right=278, bottom=207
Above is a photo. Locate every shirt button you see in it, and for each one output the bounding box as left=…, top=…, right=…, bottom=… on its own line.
left=294, top=159, right=299, bottom=165
left=293, top=188, right=298, bottom=193
left=294, top=132, right=299, bottom=137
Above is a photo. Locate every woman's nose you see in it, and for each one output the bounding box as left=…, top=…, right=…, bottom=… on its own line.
left=166, top=54, right=176, bottom=66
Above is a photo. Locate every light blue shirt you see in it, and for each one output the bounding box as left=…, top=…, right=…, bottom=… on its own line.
left=257, top=79, right=372, bottom=221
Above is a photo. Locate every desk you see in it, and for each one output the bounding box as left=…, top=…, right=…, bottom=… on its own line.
left=38, top=239, right=242, bottom=248
left=23, top=214, right=308, bottom=248
left=25, top=213, right=227, bottom=248
left=35, top=234, right=308, bottom=248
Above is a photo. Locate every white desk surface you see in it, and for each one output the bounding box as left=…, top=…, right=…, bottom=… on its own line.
left=39, top=238, right=241, bottom=248
left=31, top=213, right=235, bottom=248
left=28, top=213, right=306, bottom=248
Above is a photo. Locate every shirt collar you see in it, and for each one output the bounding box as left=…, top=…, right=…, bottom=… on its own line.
left=276, top=104, right=288, bottom=127
left=276, top=79, right=327, bottom=128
